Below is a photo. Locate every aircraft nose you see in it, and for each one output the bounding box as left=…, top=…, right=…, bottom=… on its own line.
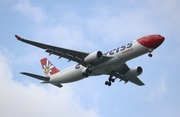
left=137, top=35, right=165, bottom=49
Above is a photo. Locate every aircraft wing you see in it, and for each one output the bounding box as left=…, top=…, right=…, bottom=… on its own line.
left=112, top=63, right=145, bottom=86
left=15, top=35, right=111, bottom=67
left=128, top=76, right=145, bottom=86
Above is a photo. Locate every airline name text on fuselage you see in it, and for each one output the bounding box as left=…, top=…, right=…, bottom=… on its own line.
left=103, top=42, right=133, bottom=56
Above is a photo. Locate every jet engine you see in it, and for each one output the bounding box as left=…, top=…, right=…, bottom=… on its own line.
left=124, top=66, right=143, bottom=79
left=84, top=51, right=103, bottom=63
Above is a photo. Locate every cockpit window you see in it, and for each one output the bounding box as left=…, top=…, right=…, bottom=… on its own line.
left=154, top=34, right=160, bottom=37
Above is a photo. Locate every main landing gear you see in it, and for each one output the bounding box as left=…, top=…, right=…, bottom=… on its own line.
left=105, top=73, right=130, bottom=86
left=105, top=74, right=116, bottom=86
left=82, top=67, right=92, bottom=77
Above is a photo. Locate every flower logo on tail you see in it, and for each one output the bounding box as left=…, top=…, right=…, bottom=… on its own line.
left=43, top=59, right=54, bottom=76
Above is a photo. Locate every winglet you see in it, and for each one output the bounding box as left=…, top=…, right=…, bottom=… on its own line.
left=15, top=35, right=22, bottom=40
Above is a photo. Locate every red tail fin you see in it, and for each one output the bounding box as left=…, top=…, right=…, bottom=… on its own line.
left=40, top=58, right=60, bottom=76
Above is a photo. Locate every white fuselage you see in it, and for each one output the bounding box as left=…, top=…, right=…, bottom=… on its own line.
left=49, top=40, right=149, bottom=83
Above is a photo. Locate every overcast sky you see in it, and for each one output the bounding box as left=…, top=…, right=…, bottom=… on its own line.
left=0, top=0, right=180, bottom=117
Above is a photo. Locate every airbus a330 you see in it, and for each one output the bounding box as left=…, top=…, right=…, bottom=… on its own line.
left=15, top=34, right=165, bottom=88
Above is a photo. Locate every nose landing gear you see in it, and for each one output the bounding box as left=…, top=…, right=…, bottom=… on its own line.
left=148, top=53, right=152, bottom=57
left=148, top=48, right=153, bottom=57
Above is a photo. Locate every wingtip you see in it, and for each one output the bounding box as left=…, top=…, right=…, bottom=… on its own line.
left=20, top=72, right=25, bottom=74
left=15, top=35, right=22, bottom=40
left=20, top=72, right=28, bottom=75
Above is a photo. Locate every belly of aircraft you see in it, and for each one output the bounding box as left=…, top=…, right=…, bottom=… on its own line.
left=91, top=57, right=123, bottom=75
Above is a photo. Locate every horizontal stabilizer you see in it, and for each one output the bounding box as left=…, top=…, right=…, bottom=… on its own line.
left=52, top=83, right=63, bottom=88
left=21, top=72, right=50, bottom=81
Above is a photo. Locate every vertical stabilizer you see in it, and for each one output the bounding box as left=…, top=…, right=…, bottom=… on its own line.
left=40, top=58, right=60, bottom=76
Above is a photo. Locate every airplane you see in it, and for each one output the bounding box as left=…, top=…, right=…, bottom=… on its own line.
left=15, top=34, right=165, bottom=88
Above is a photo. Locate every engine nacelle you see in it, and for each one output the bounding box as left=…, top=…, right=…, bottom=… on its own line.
left=124, top=66, right=143, bottom=79
left=84, top=51, right=103, bottom=63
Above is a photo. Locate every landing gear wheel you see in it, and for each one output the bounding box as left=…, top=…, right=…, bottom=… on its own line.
left=111, top=79, right=115, bottom=82
left=108, top=82, right=111, bottom=86
left=105, top=81, right=111, bottom=86
left=148, top=53, right=152, bottom=57
left=105, top=81, right=109, bottom=85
